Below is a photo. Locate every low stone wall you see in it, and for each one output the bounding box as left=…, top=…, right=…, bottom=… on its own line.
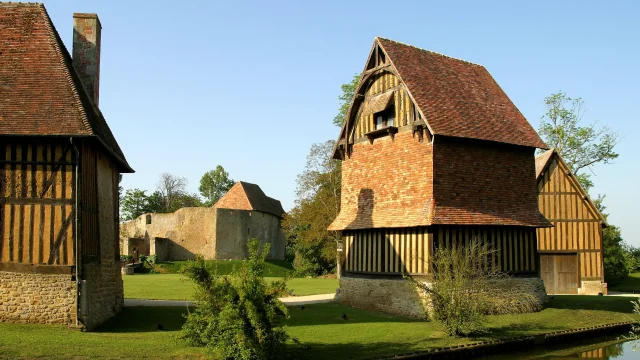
left=579, top=280, right=608, bottom=295
left=81, top=261, right=123, bottom=330
left=0, top=271, right=76, bottom=325
left=337, top=275, right=549, bottom=319
left=337, top=275, right=429, bottom=318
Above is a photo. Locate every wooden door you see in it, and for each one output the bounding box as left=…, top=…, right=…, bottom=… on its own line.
left=540, top=254, right=578, bottom=294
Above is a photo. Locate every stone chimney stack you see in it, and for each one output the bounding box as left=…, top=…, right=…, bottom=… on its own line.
left=72, top=13, right=101, bottom=107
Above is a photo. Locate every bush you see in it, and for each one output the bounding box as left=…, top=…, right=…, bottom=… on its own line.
left=410, top=240, right=540, bottom=337
left=604, top=225, right=631, bottom=285
left=180, top=239, right=291, bottom=360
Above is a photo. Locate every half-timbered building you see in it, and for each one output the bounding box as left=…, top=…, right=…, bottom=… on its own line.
left=329, top=37, right=550, bottom=317
left=535, top=150, right=607, bottom=295
left=0, top=3, right=133, bottom=329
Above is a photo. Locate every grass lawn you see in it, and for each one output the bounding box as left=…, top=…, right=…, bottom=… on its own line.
left=123, top=273, right=339, bottom=300
left=153, top=259, right=293, bottom=276
left=0, top=296, right=638, bottom=359
left=608, top=272, right=640, bottom=292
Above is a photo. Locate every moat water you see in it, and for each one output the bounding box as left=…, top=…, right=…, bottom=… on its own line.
left=482, top=337, right=638, bottom=359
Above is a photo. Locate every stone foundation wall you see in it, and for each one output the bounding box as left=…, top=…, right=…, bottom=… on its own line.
left=0, top=271, right=76, bottom=325
left=579, top=280, right=608, bottom=295
left=81, top=261, right=123, bottom=330
left=337, top=275, right=549, bottom=319
left=337, top=276, right=429, bottom=318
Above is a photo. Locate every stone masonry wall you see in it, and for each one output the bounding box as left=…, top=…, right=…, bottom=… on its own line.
left=579, top=280, right=608, bottom=295
left=0, top=271, right=76, bottom=325
left=338, top=275, right=548, bottom=319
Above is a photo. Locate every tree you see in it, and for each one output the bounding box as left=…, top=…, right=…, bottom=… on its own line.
left=332, top=73, right=360, bottom=127
left=180, top=239, right=290, bottom=360
left=199, top=165, right=235, bottom=206
left=411, top=240, right=540, bottom=337
left=539, top=91, right=620, bottom=191
left=283, top=140, right=341, bottom=275
left=168, top=193, right=203, bottom=212
left=156, top=173, right=188, bottom=211
left=146, top=190, right=167, bottom=213
left=120, top=188, right=151, bottom=221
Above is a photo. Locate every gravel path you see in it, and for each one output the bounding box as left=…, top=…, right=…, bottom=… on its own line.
left=124, top=293, right=336, bottom=307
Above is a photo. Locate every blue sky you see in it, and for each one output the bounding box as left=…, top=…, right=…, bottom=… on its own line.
left=45, top=1, right=639, bottom=245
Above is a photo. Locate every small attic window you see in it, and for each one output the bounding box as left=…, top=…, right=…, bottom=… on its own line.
left=375, top=108, right=395, bottom=129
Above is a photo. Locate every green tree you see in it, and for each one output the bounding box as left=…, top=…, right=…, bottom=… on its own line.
left=603, top=224, right=629, bottom=285
left=167, top=193, right=203, bottom=212
left=146, top=190, right=167, bottom=213
left=539, top=91, right=620, bottom=191
left=199, top=165, right=235, bottom=206
left=180, top=239, right=291, bottom=359
left=283, top=141, right=341, bottom=275
left=332, top=73, right=360, bottom=127
left=120, top=188, right=151, bottom=220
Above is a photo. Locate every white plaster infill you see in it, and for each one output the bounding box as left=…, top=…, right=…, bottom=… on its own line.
left=123, top=293, right=336, bottom=307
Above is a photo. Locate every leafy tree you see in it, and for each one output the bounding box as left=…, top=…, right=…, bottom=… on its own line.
left=156, top=173, right=188, bottom=211
left=283, top=141, right=341, bottom=276
left=146, top=190, right=167, bottom=213
left=603, top=225, right=630, bottom=285
left=539, top=91, right=620, bottom=191
left=332, top=73, right=359, bottom=127
left=167, top=193, right=203, bottom=212
left=180, top=239, right=291, bottom=360
left=199, top=165, right=235, bottom=206
left=411, top=240, right=540, bottom=337
left=120, top=188, right=151, bottom=221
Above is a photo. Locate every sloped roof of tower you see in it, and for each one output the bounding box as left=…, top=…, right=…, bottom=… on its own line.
left=336, top=37, right=547, bottom=150
left=0, top=3, right=133, bottom=172
left=214, top=182, right=285, bottom=218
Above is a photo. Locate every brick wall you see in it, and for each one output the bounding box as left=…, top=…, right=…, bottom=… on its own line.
left=433, top=137, right=546, bottom=226
left=0, top=271, right=76, bottom=324
left=331, top=130, right=434, bottom=230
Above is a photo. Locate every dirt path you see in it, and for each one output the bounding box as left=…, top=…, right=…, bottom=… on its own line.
left=123, top=293, right=336, bottom=307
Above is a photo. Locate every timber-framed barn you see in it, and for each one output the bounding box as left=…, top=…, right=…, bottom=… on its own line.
left=329, top=37, right=551, bottom=318
left=535, top=150, right=607, bottom=295
left=0, top=3, right=133, bottom=329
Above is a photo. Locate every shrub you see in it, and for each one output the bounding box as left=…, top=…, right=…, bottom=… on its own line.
left=180, top=239, right=291, bottom=360
left=410, top=240, right=540, bottom=337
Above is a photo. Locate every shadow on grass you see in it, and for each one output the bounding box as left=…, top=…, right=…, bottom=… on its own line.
left=96, top=306, right=191, bottom=333
left=547, top=295, right=637, bottom=313
left=285, top=302, right=421, bottom=327
left=285, top=341, right=420, bottom=360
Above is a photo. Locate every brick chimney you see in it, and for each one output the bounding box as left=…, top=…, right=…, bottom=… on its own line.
left=72, top=13, right=101, bottom=107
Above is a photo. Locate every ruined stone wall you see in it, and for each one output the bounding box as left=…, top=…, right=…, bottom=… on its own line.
left=337, top=275, right=548, bottom=319
left=80, top=155, right=123, bottom=330
left=0, top=271, right=76, bottom=324
left=215, top=208, right=285, bottom=260
left=120, top=207, right=285, bottom=261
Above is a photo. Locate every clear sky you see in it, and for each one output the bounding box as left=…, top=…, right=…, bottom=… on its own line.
left=45, top=1, right=639, bottom=245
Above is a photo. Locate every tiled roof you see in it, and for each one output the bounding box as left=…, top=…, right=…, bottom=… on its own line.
left=376, top=37, right=547, bottom=149
left=535, top=149, right=554, bottom=178
left=0, top=3, right=133, bottom=172
left=214, top=182, right=285, bottom=218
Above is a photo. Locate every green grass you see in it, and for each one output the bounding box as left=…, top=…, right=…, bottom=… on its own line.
left=153, top=259, right=294, bottom=276
left=0, top=296, right=638, bottom=360
left=123, top=274, right=339, bottom=300
left=608, top=272, right=640, bottom=292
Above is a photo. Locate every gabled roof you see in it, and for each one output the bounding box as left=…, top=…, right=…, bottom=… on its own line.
left=535, top=149, right=607, bottom=226
left=214, top=181, right=285, bottom=218
left=336, top=37, right=547, bottom=153
left=0, top=3, right=133, bottom=172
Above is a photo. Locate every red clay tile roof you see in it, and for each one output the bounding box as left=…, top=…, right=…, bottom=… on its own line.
left=0, top=3, right=133, bottom=172
left=376, top=37, right=547, bottom=149
left=214, top=181, right=285, bottom=218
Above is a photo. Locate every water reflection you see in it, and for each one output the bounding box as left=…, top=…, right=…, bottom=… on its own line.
left=483, top=338, right=637, bottom=359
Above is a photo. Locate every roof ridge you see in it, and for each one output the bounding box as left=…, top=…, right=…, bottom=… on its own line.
left=0, top=2, right=43, bottom=7
left=376, top=36, right=484, bottom=67
left=38, top=4, right=94, bottom=135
